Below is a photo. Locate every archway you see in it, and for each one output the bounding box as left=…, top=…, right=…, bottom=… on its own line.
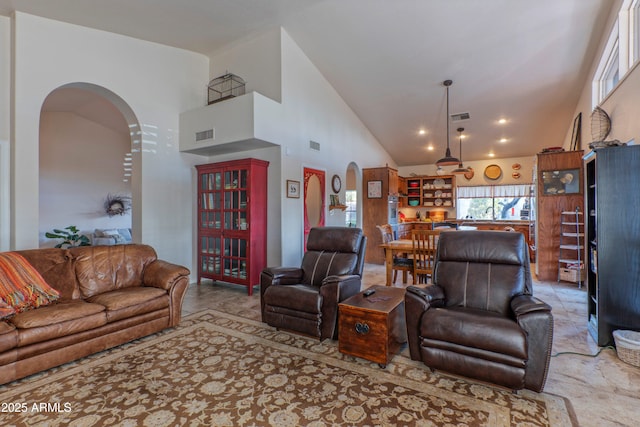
left=39, top=83, right=141, bottom=247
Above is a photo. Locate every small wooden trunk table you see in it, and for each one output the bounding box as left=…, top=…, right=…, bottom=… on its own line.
left=338, top=285, right=407, bottom=368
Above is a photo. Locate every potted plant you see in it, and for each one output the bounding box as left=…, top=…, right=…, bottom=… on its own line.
left=45, top=226, right=91, bottom=248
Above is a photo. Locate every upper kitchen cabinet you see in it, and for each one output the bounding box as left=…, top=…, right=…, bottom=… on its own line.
left=180, top=92, right=281, bottom=156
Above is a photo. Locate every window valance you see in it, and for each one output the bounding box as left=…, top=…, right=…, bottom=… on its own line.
left=457, top=184, right=532, bottom=198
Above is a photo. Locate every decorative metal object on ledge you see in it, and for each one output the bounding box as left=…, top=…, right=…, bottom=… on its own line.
left=104, top=193, right=131, bottom=217
left=207, top=73, right=246, bottom=105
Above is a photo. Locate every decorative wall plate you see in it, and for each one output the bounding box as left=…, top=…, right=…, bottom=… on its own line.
left=464, top=167, right=474, bottom=180
left=484, top=164, right=502, bottom=180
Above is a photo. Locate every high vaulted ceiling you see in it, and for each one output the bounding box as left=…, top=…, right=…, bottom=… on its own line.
left=1, top=0, right=614, bottom=165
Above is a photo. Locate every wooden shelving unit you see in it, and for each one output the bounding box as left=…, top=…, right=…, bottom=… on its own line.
left=405, top=175, right=456, bottom=208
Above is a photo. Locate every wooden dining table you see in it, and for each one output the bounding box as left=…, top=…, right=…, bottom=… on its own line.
left=379, top=239, right=414, bottom=286
left=379, top=227, right=478, bottom=286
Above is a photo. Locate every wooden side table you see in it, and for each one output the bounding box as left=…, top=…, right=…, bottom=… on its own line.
left=338, top=286, right=407, bottom=368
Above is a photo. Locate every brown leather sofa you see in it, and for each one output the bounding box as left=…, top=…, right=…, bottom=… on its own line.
left=0, top=244, right=190, bottom=385
left=405, top=230, right=553, bottom=392
left=261, top=227, right=366, bottom=340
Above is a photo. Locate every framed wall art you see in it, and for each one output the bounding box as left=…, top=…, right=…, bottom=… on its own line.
left=541, top=169, right=580, bottom=195
left=367, top=180, right=382, bottom=198
left=286, top=180, right=300, bottom=198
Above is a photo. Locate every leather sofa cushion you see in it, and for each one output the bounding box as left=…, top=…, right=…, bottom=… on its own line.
left=0, top=322, right=17, bottom=353
left=87, top=287, right=168, bottom=322
left=422, top=306, right=527, bottom=360
left=263, top=284, right=322, bottom=314
left=10, top=301, right=105, bottom=329
left=10, top=301, right=107, bottom=347
left=16, top=248, right=80, bottom=301
left=70, top=245, right=157, bottom=298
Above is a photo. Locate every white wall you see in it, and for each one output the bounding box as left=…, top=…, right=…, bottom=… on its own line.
left=39, top=111, right=131, bottom=247
left=208, top=28, right=282, bottom=104
left=10, top=12, right=208, bottom=270
left=0, top=16, right=10, bottom=251
left=206, top=28, right=395, bottom=266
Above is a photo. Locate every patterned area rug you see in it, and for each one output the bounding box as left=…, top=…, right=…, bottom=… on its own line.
left=0, top=309, right=576, bottom=426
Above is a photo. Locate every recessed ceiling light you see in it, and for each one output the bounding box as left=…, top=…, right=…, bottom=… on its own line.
left=488, top=152, right=495, bottom=157
left=500, top=138, right=508, bottom=143
left=427, top=145, right=434, bottom=151
left=419, top=129, right=426, bottom=135
left=498, top=118, right=507, bottom=124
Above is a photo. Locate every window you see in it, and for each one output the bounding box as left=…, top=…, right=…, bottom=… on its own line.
left=593, top=1, right=640, bottom=105
left=593, top=21, right=620, bottom=105
left=344, top=190, right=357, bottom=227
left=457, top=185, right=532, bottom=221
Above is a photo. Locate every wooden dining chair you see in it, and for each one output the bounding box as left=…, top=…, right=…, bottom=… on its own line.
left=411, top=229, right=441, bottom=284
left=377, top=224, right=413, bottom=284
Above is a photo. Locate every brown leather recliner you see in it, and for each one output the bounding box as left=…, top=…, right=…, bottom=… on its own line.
left=261, top=227, right=366, bottom=340
left=405, top=230, right=553, bottom=392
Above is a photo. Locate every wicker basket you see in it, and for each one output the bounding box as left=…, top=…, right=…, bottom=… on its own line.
left=559, top=267, right=585, bottom=283
left=613, top=330, right=640, bottom=368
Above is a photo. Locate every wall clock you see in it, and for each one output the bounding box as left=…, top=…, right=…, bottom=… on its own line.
left=331, top=174, right=342, bottom=193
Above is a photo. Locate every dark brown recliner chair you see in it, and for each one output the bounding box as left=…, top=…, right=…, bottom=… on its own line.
left=261, top=227, right=366, bottom=341
left=405, top=230, right=553, bottom=392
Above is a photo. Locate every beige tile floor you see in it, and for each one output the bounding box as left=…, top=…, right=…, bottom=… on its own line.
left=183, top=263, right=640, bottom=427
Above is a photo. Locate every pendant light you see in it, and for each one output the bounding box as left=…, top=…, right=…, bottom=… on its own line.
left=435, top=79, right=460, bottom=166
left=452, top=127, right=470, bottom=174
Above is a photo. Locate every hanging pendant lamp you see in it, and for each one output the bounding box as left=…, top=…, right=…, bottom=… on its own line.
left=452, top=127, right=470, bottom=174
left=435, top=79, right=460, bottom=166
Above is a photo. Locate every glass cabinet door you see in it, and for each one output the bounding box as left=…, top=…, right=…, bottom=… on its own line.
left=200, top=236, right=221, bottom=274
left=222, top=237, right=247, bottom=279
left=223, top=169, right=249, bottom=231
left=200, top=172, right=222, bottom=230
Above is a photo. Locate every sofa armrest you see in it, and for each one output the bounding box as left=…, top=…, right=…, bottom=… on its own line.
left=143, top=260, right=190, bottom=327
left=511, top=295, right=554, bottom=392
left=143, top=260, right=190, bottom=290
left=405, top=285, right=446, bottom=360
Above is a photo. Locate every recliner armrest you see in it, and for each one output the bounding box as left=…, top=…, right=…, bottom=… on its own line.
left=405, top=285, right=446, bottom=361
left=511, top=294, right=554, bottom=392
left=321, top=274, right=360, bottom=286
left=406, top=284, right=445, bottom=304
left=511, top=295, right=551, bottom=317
left=261, top=267, right=304, bottom=284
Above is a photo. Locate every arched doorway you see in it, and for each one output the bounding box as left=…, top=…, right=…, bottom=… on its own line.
left=39, top=83, right=140, bottom=247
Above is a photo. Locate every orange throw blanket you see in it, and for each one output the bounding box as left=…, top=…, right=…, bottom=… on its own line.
left=0, top=252, right=60, bottom=315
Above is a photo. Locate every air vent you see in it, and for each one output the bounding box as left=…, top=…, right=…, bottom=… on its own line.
left=309, top=140, right=321, bottom=151
left=451, top=112, right=470, bottom=122
left=195, top=129, right=214, bottom=142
